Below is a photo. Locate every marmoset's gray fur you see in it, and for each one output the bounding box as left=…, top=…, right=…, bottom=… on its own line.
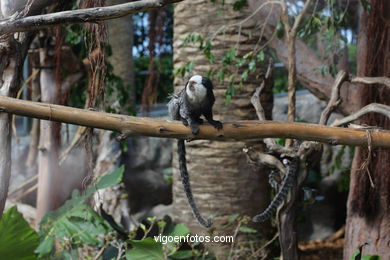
left=252, top=157, right=298, bottom=222
left=168, top=75, right=222, bottom=228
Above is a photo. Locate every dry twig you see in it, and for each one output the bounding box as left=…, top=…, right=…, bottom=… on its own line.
left=351, top=76, right=390, bottom=88
left=319, top=70, right=348, bottom=125
left=331, top=103, right=390, bottom=127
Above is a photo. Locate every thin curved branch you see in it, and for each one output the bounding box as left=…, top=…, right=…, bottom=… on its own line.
left=291, top=0, right=313, bottom=35
left=243, top=148, right=286, bottom=176
left=331, top=103, right=390, bottom=127
left=319, top=70, right=348, bottom=125
left=351, top=76, right=390, bottom=88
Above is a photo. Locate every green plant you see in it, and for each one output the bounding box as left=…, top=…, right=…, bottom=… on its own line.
left=0, top=206, right=40, bottom=260
left=349, top=246, right=381, bottom=260
left=36, top=165, right=124, bottom=258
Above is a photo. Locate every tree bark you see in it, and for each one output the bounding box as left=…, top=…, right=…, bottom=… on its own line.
left=36, top=49, right=62, bottom=222
left=106, top=0, right=135, bottom=111
left=2, top=95, right=390, bottom=147
left=0, top=33, right=32, bottom=217
left=0, top=0, right=183, bottom=34
left=0, top=0, right=50, bottom=217
left=344, top=1, right=390, bottom=259
left=26, top=53, right=41, bottom=168
left=172, top=1, right=278, bottom=258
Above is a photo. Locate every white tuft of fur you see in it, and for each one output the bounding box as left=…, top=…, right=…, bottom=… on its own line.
left=186, top=75, right=207, bottom=103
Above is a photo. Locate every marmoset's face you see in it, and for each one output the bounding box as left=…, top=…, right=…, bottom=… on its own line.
left=186, top=75, right=207, bottom=102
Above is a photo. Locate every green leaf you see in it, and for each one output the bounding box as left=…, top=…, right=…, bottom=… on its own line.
left=35, top=236, right=54, bottom=257
left=361, top=255, right=381, bottom=260
left=236, top=58, right=246, bottom=67
left=239, top=226, right=257, bottom=233
left=166, top=224, right=189, bottom=237
left=36, top=167, right=125, bottom=257
left=225, top=94, right=232, bottom=105
left=359, top=0, right=372, bottom=12
left=275, top=138, right=285, bottom=146
left=96, top=165, right=124, bottom=190
left=0, top=206, right=39, bottom=260
left=248, top=60, right=256, bottom=72
left=228, top=213, right=240, bottom=223
left=241, top=70, right=248, bottom=81
left=349, top=248, right=361, bottom=260
left=256, top=51, right=265, bottom=62
left=217, top=69, right=225, bottom=82
left=276, top=21, right=284, bottom=39
left=232, top=0, right=247, bottom=10
left=126, top=238, right=164, bottom=260
left=222, top=48, right=236, bottom=65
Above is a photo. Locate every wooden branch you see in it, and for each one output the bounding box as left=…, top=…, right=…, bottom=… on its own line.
left=331, top=103, right=390, bottom=127
left=0, top=0, right=182, bottom=35
left=319, top=70, right=348, bottom=125
left=291, top=0, right=312, bottom=36
left=351, top=76, right=390, bottom=88
left=1, top=96, right=390, bottom=147
left=251, top=60, right=279, bottom=149
left=243, top=148, right=286, bottom=175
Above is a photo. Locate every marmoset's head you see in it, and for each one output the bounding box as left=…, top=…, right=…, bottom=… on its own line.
left=185, top=75, right=213, bottom=102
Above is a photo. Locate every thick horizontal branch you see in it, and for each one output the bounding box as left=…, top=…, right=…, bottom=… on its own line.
left=0, top=0, right=182, bottom=35
left=1, top=96, right=390, bottom=148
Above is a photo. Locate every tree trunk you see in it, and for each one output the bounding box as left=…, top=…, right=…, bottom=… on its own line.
left=344, top=1, right=390, bottom=259
left=96, top=0, right=135, bottom=225
left=26, top=53, right=41, bottom=168
left=106, top=0, right=135, bottom=111
left=173, top=1, right=271, bottom=258
left=0, top=0, right=54, bottom=217
left=36, top=49, right=62, bottom=222
left=0, top=38, right=32, bottom=217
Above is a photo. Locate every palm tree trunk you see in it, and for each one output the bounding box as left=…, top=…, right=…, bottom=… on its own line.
left=173, top=1, right=272, bottom=258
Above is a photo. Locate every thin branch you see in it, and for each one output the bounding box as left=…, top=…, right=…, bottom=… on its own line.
left=291, top=0, right=313, bottom=35
left=0, top=0, right=182, bottom=35
left=251, top=60, right=278, bottom=148
left=280, top=0, right=313, bottom=147
left=331, top=103, right=390, bottom=127
left=351, top=76, right=390, bottom=88
left=360, top=130, right=375, bottom=188
left=319, top=70, right=348, bottom=125
left=243, top=148, right=286, bottom=175
left=280, top=0, right=291, bottom=34
left=7, top=175, right=37, bottom=197
left=210, top=1, right=282, bottom=42
left=249, top=232, right=279, bottom=260
left=12, top=183, right=38, bottom=202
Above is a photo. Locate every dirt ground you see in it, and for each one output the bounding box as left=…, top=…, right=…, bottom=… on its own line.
left=298, top=227, right=345, bottom=260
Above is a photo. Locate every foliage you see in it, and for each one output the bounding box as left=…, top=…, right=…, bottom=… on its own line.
left=179, top=33, right=266, bottom=104
left=105, top=62, right=136, bottom=115
left=297, top=0, right=353, bottom=77
left=132, top=6, right=174, bottom=105
left=36, top=165, right=124, bottom=258
left=0, top=206, right=40, bottom=260
left=232, top=0, right=247, bottom=11
left=359, top=0, right=372, bottom=13
left=135, top=55, right=174, bottom=103
left=349, top=247, right=381, bottom=260
left=126, top=238, right=164, bottom=260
